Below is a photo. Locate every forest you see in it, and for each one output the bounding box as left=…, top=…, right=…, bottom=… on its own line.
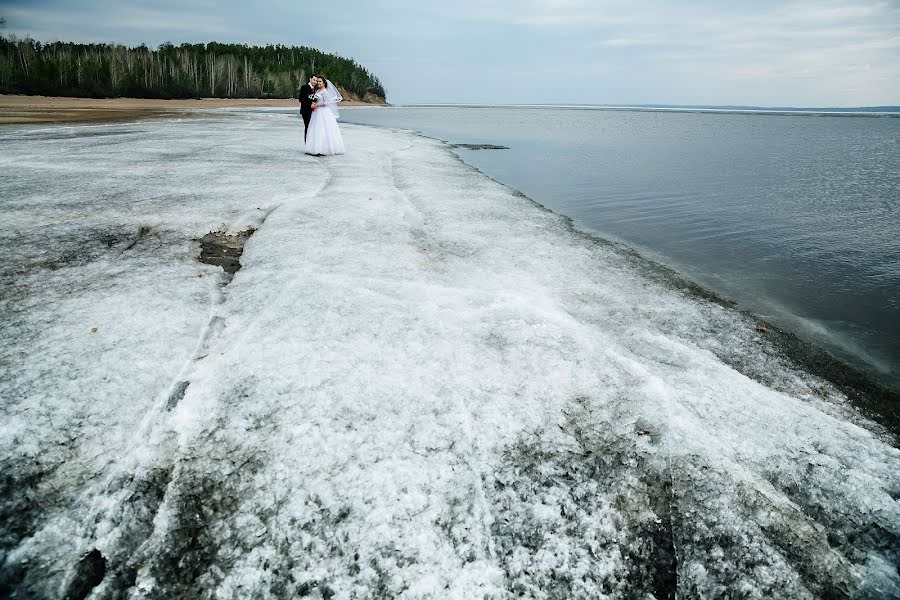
left=0, top=28, right=386, bottom=101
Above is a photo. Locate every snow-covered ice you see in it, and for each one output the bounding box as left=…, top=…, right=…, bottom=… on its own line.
left=1, top=111, right=898, bottom=599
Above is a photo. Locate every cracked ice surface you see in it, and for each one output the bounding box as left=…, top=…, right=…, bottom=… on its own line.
left=1, top=111, right=898, bottom=599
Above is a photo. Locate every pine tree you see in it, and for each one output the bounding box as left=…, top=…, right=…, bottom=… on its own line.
left=0, top=35, right=387, bottom=101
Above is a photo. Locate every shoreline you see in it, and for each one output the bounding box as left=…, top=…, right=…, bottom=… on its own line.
left=6, top=98, right=896, bottom=433
left=0, top=94, right=384, bottom=124
left=452, top=144, right=900, bottom=440
left=6, top=98, right=896, bottom=430
left=343, top=118, right=900, bottom=423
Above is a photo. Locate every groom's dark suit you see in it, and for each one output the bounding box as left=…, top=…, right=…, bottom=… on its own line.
left=299, top=83, right=315, bottom=140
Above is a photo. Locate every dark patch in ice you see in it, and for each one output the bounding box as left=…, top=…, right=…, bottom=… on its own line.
left=151, top=457, right=267, bottom=593
left=97, top=467, right=175, bottom=594
left=1, top=466, right=176, bottom=598
left=486, top=394, right=897, bottom=598
left=137, top=403, right=270, bottom=598
left=451, top=143, right=510, bottom=150
left=12, top=224, right=153, bottom=274
left=132, top=419, right=416, bottom=598
left=11, top=129, right=141, bottom=142
left=166, top=381, right=190, bottom=411
left=120, top=224, right=151, bottom=252
left=488, top=398, right=678, bottom=598
left=64, top=548, right=106, bottom=600
left=99, top=232, right=129, bottom=249
left=760, top=462, right=900, bottom=583
left=31, top=249, right=82, bottom=272
left=198, top=229, right=255, bottom=276
left=267, top=493, right=400, bottom=596
left=297, top=580, right=336, bottom=598
left=54, top=128, right=140, bottom=139
left=141, top=466, right=251, bottom=596
left=0, top=561, right=27, bottom=597
left=0, top=465, right=48, bottom=549
left=0, top=457, right=67, bottom=593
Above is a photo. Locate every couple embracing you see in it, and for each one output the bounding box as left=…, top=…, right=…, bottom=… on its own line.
left=299, top=75, right=345, bottom=156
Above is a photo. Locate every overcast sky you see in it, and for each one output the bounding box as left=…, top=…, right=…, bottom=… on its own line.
left=2, top=0, right=898, bottom=106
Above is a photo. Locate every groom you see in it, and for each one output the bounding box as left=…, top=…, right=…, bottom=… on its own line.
left=298, top=75, right=318, bottom=141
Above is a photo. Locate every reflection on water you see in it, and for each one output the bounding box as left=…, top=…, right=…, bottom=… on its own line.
left=343, top=106, right=900, bottom=388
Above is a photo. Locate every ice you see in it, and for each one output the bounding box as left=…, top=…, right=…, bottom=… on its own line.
left=1, top=111, right=898, bottom=599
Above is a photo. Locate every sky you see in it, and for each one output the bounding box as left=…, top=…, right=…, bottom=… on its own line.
left=1, top=0, right=899, bottom=106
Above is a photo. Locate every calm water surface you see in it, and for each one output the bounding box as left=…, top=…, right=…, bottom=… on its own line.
left=342, top=106, right=900, bottom=388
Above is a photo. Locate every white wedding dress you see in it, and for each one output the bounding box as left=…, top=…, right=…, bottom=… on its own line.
left=305, top=88, right=345, bottom=156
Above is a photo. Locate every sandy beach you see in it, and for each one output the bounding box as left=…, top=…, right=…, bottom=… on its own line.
left=0, top=94, right=378, bottom=124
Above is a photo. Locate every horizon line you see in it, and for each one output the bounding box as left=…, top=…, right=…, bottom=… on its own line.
left=389, top=102, right=900, bottom=112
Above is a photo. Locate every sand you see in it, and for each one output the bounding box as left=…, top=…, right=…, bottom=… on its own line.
left=0, top=95, right=377, bottom=124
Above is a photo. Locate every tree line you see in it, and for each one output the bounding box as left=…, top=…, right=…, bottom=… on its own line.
left=0, top=33, right=386, bottom=101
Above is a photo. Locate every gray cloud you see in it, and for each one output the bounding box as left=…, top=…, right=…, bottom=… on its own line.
left=1, top=0, right=897, bottom=105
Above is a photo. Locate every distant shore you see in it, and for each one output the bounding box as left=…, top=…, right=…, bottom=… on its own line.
left=0, top=95, right=384, bottom=124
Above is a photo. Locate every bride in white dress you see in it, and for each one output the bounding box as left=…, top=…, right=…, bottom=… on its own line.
left=305, top=77, right=345, bottom=156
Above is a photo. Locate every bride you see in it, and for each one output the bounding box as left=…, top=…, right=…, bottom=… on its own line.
left=305, top=76, right=345, bottom=156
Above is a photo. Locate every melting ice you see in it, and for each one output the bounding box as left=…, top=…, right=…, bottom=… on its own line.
left=0, top=111, right=898, bottom=599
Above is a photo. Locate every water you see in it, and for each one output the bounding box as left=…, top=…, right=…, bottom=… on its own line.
left=343, top=106, right=900, bottom=388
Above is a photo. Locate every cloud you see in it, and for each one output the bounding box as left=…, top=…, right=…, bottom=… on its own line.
left=592, top=34, right=663, bottom=48
left=0, top=0, right=897, bottom=105
left=0, top=2, right=232, bottom=39
left=107, top=8, right=231, bottom=33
